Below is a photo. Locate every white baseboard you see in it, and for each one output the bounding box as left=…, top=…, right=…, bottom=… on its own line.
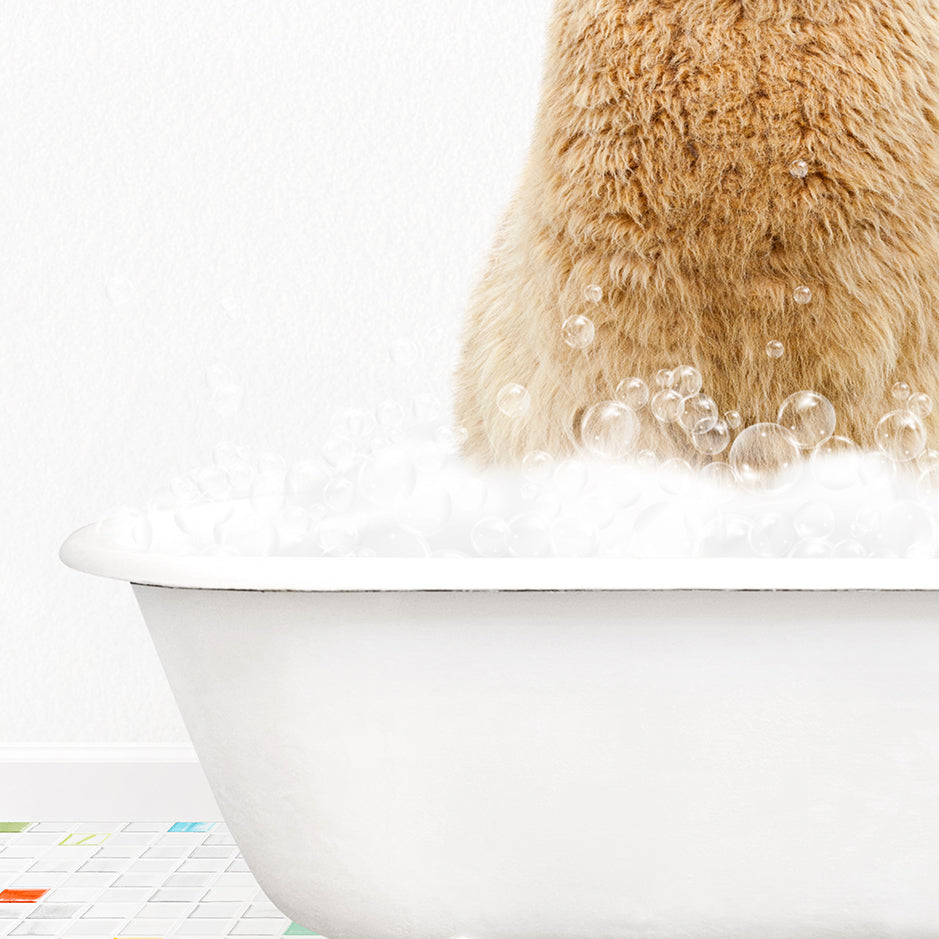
left=0, top=746, right=221, bottom=820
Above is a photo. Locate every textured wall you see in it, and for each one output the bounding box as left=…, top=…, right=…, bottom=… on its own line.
left=0, top=0, right=551, bottom=741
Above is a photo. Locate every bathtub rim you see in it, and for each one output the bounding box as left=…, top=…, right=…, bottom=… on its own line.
left=59, top=522, right=939, bottom=592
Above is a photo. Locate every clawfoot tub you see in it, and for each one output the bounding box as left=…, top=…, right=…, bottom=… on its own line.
left=61, top=524, right=939, bottom=938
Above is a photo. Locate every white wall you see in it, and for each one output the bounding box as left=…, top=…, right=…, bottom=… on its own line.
left=1, top=0, right=553, bottom=742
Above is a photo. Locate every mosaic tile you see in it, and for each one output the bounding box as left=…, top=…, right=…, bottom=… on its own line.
left=0, top=822, right=321, bottom=938
left=0, top=827, right=30, bottom=835
left=284, top=927, right=318, bottom=936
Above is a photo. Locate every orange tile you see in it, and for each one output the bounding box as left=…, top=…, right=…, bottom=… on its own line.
left=0, top=888, right=48, bottom=902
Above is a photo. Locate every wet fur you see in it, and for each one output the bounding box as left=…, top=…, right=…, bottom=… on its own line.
left=454, top=0, right=939, bottom=465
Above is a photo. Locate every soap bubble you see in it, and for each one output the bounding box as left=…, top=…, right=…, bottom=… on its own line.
left=793, top=286, right=813, bottom=305
left=95, top=506, right=153, bottom=551
left=376, top=400, right=406, bottom=434
left=880, top=501, right=937, bottom=557
left=790, top=539, right=832, bottom=558
left=508, top=514, right=552, bottom=557
left=550, top=516, right=599, bottom=557
left=324, top=477, right=356, bottom=513
left=875, top=410, right=927, bottom=462
left=250, top=471, right=286, bottom=513
left=361, top=524, right=430, bottom=558
left=831, top=539, right=868, bottom=558
left=580, top=401, right=638, bottom=459
left=562, top=315, right=596, bottom=349
left=858, top=451, right=897, bottom=485
left=615, top=377, right=650, bottom=410
left=636, top=449, right=658, bottom=469
left=390, top=337, right=419, bottom=367
left=660, top=459, right=694, bottom=495
left=412, top=392, right=443, bottom=424
left=789, top=159, right=810, bottom=179
left=909, top=392, right=934, bottom=418
left=672, top=365, right=704, bottom=397
left=190, top=466, right=232, bottom=502
left=331, top=407, right=377, bottom=443
left=651, top=389, right=683, bottom=423
left=583, top=284, right=603, bottom=304
left=766, top=341, right=785, bottom=359
left=729, top=423, right=803, bottom=491
left=691, top=419, right=731, bottom=456
left=471, top=517, right=509, bottom=557
left=749, top=514, right=796, bottom=558
left=724, top=410, right=743, bottom=429
left=630, top=502, right=699, bottom=557
left=654, top=369, right=674, bottom=389
left=321, top=434, right=359, bottom=473
left=698, top=460, right=736, bottom=488
left=497, top=383, right=531, bottom=418
left=892, top=382, right=912, bottom=402
left=436, top=424, right=469, bottom=454
left=794, top=501, right=836, bottom=539
left=678, top=394, right=718, bottom=434
left=918, top=449, right=939, bottom=472
left=274, top=506, right=317, bottom=549
left=359, top=446, right=417, bottom=505
left=554, top=459, right=589, bottom=498
left=522, top=450, right=554, bottom=484
left=777, top=391, right=836, bottom=449
left=316, top=519, right=359, bottom=555
left=811, top=436, right=859, bottom=488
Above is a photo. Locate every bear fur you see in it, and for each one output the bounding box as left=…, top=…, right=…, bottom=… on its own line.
left=454, top=0, right=939, bottom=465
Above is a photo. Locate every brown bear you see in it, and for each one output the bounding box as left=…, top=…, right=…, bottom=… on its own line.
left=454, top=0, right=939, bottom=466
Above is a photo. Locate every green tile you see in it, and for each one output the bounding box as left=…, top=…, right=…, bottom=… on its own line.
left=0, top=823, right=30, bottom=833
left=284, top=925, right=318, bottom=936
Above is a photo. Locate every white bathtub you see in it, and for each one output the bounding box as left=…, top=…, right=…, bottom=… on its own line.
left=60, top=524, right=939, bottom=939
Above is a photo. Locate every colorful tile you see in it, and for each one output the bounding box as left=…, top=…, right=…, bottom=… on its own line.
left=0, top=892, right=47, bottom=904
left=59, top=834, right=110, bottom=847
left=0, top=826, right=30, bottom=835
left=168, top=823, right=214, bottom=833
left=284, top=926, right=318, bottom=936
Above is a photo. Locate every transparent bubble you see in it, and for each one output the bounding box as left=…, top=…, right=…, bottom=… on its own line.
left=550, top=516, right=599, bottom=557
left=316, top=519, right=360, bottom=555
left=729, top=423, right=803, bottom=492
left=361, top=524, right=430, bottom=558
left=398, top=485, right=452, bottom=535
left=909, top=392, right=934, bottom=418
left=880, top=501, right=937, bottom=557
left=794, top=501, right=836, bottom=540
left=376, top=400, right=406, bottom=434
left=789, top=159, right=810, bottom=179
left=636, top=449, right=658, bottom=469
left=106, top=276, right=134, bottom=307
left=562, top=315, right=596, bottom=349
left=580, top=401, right=638, bottom=459
left=226, top=460, right=255, bottom=497
left=692, top=419, right=731, bottom=456
left=250, top=471, right=286, bottom=513
left=497, top=383, right=531, bottom=418
left=359, top=446, right=417, bottom=505
left=390, top=337, right=419, bottom=367
left=190, top=466, right=232, bottom=502
left=412, top=392, right=443, bottom=424
left=650, top=389, right=683, bottom=423
left=698, top=460, right=736, bottom=489
left=698, top=514, right=751, bottom=555
left=831, top=539, right=868, bottom=558
left=766, top=340, right=785, bottom=359
left=875, top=410, right=927, bottom=462
left=615, top=377, right=650, bottom=410
left=95, top=506, right=153, bottom=551
left=654, top=369, right=674, bottom=389
left=532, top=489, right=563, bottom=520
left=918, top=465, right=939, bottom=495
left=858, top=450, right=897, bottom=486
left=672, top=365, right=703, bottom=397
left=324, top=477, right=356, bottom=513
left=286, top=461, right=329, bottom=505
left=678, top=394, right=718, bottom=434
left=892, top=382, right=912, bottom=402
left=584, top=284, right=603, bottom=304
left=171, top=475, right=201, bottom=506
left=436, top=424, right=469, bottom=454
left=507, top=514, right=552, bottom=557
left=630, top=502, right=699, bottom=557
left=522, top=450, right=554, bottom=484
left=810, top=436, right=859, bottom=489
left=321, top=434, right=359, bottom=473
left=660, top=459, right=693, bottom=495
left=331, top=408, right=377, bottom=443
left=471, top=517, right=509, bottom=557
left=777, top=391, right=836, bottom=449
left=918, top=449, right=939, bottom=472
left=724, top=410, right=743, bottom=429
left=793, top=285, right=813, bottom=305
left=790, top=539, right=832, bottom=558
left=256, top=452, right=287, bottom=476
left=554, top=459, right=589, bottom=498
left=749, top=514, right=796, bottom=558
left=274, top=506, right=316, bottom=548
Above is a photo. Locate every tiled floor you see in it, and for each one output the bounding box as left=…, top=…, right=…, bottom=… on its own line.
left=0, top=822, right=319, bottom=938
